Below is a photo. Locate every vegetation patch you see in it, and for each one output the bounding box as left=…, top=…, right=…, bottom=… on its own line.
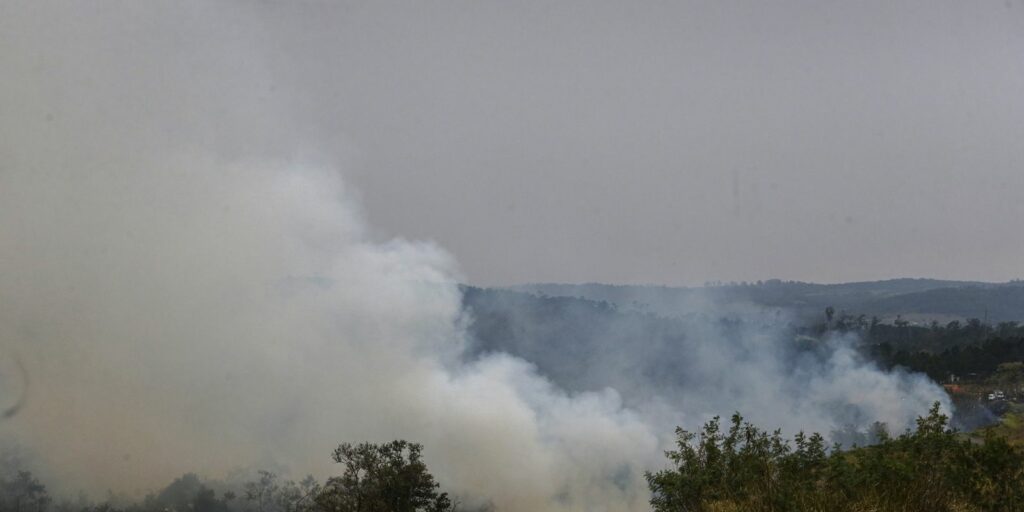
left=647, top=403, right=1024, bottom=512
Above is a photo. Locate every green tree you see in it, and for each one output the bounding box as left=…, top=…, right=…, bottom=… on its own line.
left=991, top=361, right=1024, bottom=386
left=315, top=441, right=453, bottom=512
left=647, top=403, right=1024, bottom=512
left=245, top=470, right=281, bottom=512
left=1, top=471, right=51, bottom=512
left=276, top=475, right=322, bottom=512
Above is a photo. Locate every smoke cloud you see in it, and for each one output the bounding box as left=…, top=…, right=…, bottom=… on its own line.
left=0, top=3, right=949, bottom=511
left=0, top=139, right=663, bottom=509
left=462, top=289, right=951, bottom=444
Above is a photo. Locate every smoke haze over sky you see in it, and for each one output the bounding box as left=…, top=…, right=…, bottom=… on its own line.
left=0, top=2, right=973, bottom=509
left=6, top=1, right=1022, bottom=287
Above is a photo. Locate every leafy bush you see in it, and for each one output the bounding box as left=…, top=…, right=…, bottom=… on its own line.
left=315, top=441, right=453, bottom=512
left=647, top=403, right=1024, bottom=512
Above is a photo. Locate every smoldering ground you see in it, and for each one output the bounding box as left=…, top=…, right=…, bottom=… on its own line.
left=0, top=2, right=950, bottom=511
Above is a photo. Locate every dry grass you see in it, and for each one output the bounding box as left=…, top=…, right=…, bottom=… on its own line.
left=975, top=406, right=1024, bottom=446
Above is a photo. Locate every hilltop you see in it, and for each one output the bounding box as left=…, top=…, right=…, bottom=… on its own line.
left=507, top=279, right=1024, bottom=323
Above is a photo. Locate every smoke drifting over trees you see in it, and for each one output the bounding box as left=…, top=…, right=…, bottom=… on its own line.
left=1, top=3, right=952, bottom=511
left=462, top=288, right=949, bottom=443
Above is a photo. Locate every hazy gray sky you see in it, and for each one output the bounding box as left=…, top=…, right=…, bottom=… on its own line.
left=0, top=3, right=980, bottom=504
left=5, top=1, right=1024, bottom=286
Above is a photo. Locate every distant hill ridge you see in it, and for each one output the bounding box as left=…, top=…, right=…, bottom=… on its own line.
left=504, top=279, right=1024, bottom=323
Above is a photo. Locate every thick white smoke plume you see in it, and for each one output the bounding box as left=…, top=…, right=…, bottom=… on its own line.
left=0, top=3, right=949, bottom=511
left=0, top=155, right=660, bottom=510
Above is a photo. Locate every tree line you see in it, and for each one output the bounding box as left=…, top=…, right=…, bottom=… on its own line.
left=7, top=402, right=1023, bottom=512
left=4, top=441, right=454, bottom=512
left=647, top=403, right=1024, bottom=512
left=803, top=308, right=1024, bottom=382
